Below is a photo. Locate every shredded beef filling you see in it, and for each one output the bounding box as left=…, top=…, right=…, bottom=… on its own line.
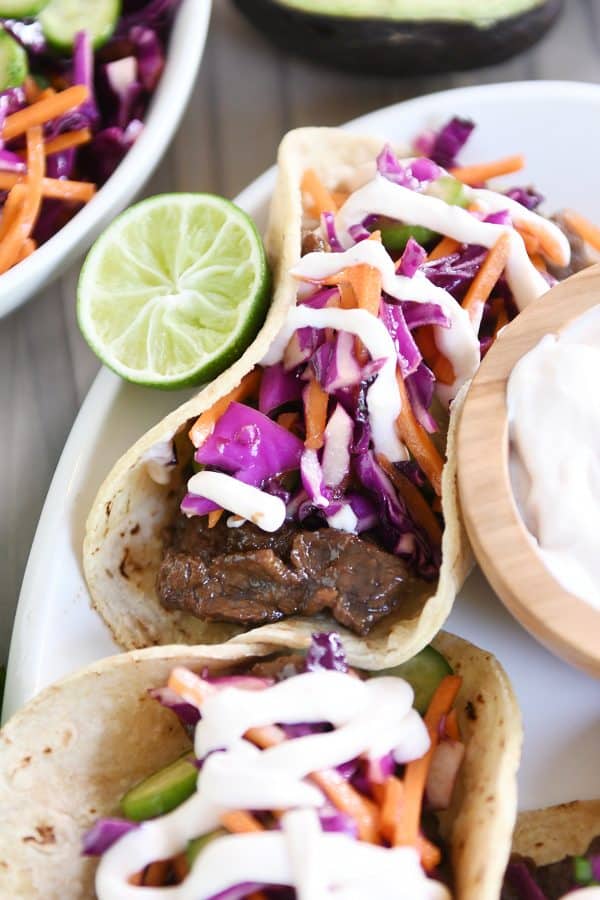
left=157, top=514, right=420, bottom=636
left=502, top=836, right=600, bottom=900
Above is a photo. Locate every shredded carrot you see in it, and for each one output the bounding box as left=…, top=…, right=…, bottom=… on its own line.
left=332, top=190, right=349, bottom=207
left=346, top=264, right=382, bottom=317
left=128, top=872, right=143, bottom=886
left=427, top=236, right=461, bottom=261
left=562, top=208, right=600, bottom=254
left=221, top=810, right=264, bottom=833
left=493, top=307, right=508, bottom=339
left=2, top=84, right=90, bottom=141
left=0, top=184, right=26, bottom=242
left=461, top=232, right=511, bottom=327
left=515, top=219, right=566, bottom=266
left=3, top=85, right=89, bottom=141
left=304, top=376, right=328, bottom=450
left=0, top=171, right=96, bottom=202
left=445, top=708, right=461, bottom=742
left=412, top=325, right=456, bottom=386
left=0, top=125, right=45, bottom=274
left=338, top=281, right=356, bottom=309
left=530, top=253, right=547, bottom=273
left=301, top=168, right=337, bottom=218
left=143, top=860, right=170, bottom=886
left=43, top=128, right=92, bottom=157
left=24, top=76, right=42, bottom=104
left=189, top=369, right=262, bottom=448
left=167, top=667, right=213, bottom=707
left=395, top=676, right=462, bottom=856
left=450, top=154, right=525, bottom=185
left=394, top=372, right=444, bottom=497
left=377, top=454, right=442, bottom=546
left=380, top=776, right=404, bottom=843
left=207, top=509, right=224, bottom=529
left=17, top=238, right=36, bottom=263
left=417, top=834, right=442, bottom=871
left=311, top=769, right=379, bottom=844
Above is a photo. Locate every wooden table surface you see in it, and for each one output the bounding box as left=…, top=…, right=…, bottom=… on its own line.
left=1, top=0, right=599, bottom=666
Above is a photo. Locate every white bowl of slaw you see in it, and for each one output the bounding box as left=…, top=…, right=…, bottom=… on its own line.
left=0, top=0, right=211, bottom=320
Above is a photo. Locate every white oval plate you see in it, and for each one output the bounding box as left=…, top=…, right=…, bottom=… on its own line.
left=0, top=0, right=211, bottom=319
left=4, top=81, right=600, bottom=812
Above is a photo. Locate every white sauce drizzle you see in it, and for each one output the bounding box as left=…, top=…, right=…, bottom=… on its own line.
left=335, top=174, right=564, bottom=310
left=186, top=470, right=286, bottom=533
left=263, top=304, right=408, bottom=461
left=289, top=240, right=480, bottom=405
left=507, top=305, right=600, bottom=611
left=96, top=670, right=445, bottom=900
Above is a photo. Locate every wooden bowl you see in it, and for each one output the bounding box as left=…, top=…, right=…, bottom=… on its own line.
left=457, top=264, right=600, bottom=677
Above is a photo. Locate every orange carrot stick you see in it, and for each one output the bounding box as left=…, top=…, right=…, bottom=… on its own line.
left=346, top=264, right=382, bottom=317
left=304, top=376, right=328, bottom=450
left=221, top=810, right=264, bottom=833
left=450, top=154, right=525, bottom=185
left=413, top=325, right=456, bottom=386
left=189, top=369, right=262, bottom=447
left=17, top=238, right=36, bottom=263
left=44, top=128, right=92, bottom=157
left=380, top=776, right=404, bottom=843
left=377, top=454, right=442, bottom=547
left=515, top=225, right=539, bottom=257
left=395, top=676, right=462, bottom=854
left=562, top=209, right=600, bottom=254
left=515, top=220, right=567, bottom=266
left=207, top=509, right=224, bottom=529
left=338, top=281, right=356, bottom=309
left=24, top=77, right=42, bottom=104
left=461, top=232, right=511, bottom=327
left=0, top=183, right=26, bottom=242
left=395, top=371, right=444, bottom=497
left=416, top=834, right=442, bottom=871
left=427, top=236, right=461, bottom=261
left=3, top=85, right=89, bottom=141
left=277, top=411, right=299, bottom=431
left=493, top=307, right=508, bottom=339
left=530, top=253, right=547, bottom=273
left=0, top=170, right=95, bottom=202
left=301, top=169, right=337, bottom=217
left=0, top=125, right=44, bottom=274
left=444, top=708, right=461, bottom=742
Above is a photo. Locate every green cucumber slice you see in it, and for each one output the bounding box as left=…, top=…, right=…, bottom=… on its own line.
left=378, top=223, right=437, bottom=253
left=0, top=29, right=28, bottom=91
left=186, top=830, right=227, bottom=867
left=372, top=645, right=453, bottom=714
left=120, top=753, right=198, bottom=822
left=39, top=0, right=121, bottom=52
left=427, top=175, right=470, bottom=208
left=0, top=0, right=48, bottom=13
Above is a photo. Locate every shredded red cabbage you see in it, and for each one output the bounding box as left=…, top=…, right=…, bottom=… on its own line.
left=149, top=686, right=200, bottom=727
left=380, top=301, right=422, bottom=376
left=428, top=116, right=475, bottom=169
left=82, top=818, right=138, bottom=856
left=321, top=210, right=344, bottom=252
left=505, top=185, right=544, bottom=210
left=258, top=363, right=302, bottom=416
left=504, top=861, right=548, bottom=900
left=397, top=236, right=427, bottom=277
left=305, top=632, right=348, bottom=673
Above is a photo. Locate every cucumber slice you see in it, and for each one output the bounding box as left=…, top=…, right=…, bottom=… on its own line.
left=120, top=752, right=198, bottom=821
left=0, top=0, right=48, bottom=13
left=372, top=646, right=453, bottom=714
left=38, top=0, right=121, bottom=52
left=0, top=29, right=28, bottom=91
left=186, top=829, right=227, bottom=867
left=379, top=223, right=437, bottom=253
left=427, top=175, right=470, bottom=208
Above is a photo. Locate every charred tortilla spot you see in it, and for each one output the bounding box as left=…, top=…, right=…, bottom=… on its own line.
left=130, top=524, right=140, bottom=535
left=465, top=700, right=477, bottom=721
left=23, top=825, right=55, bottom=845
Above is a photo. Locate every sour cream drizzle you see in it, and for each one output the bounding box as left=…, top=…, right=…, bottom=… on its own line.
left=262, top=304, right=408, bottom=461
left=289, top=240, right=481, bottom=404
left=187, top=470, right=286, bottom=532
left=96, top=670, right=446, bottom=900
left=335, top=174, right=568, bottom=310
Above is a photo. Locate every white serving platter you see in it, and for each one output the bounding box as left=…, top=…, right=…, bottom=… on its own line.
left=0, top=0, right=211, bottom=319
left=4, top=80, right=600, bottom=812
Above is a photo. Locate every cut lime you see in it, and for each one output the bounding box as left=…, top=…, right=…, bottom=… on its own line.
left=77, top=193, right=271, bottom=390
left=39, top=0, right=120, bottom=52
left=0, top=30, right=28, bottom=91
left=0, top=0, right=48, bottom=14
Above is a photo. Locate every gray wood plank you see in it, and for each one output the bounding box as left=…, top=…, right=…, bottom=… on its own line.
left=2, top=0, right=600, bottom=668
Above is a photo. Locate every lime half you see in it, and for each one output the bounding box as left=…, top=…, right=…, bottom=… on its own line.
left=77, top=194, right=271, bottom=389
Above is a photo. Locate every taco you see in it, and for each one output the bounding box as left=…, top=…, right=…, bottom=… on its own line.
left=83, top=121, right=570, bottom=663
left=502, top=800, right=600, bottom=899
left=0, top=631, right=521, bottom=899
